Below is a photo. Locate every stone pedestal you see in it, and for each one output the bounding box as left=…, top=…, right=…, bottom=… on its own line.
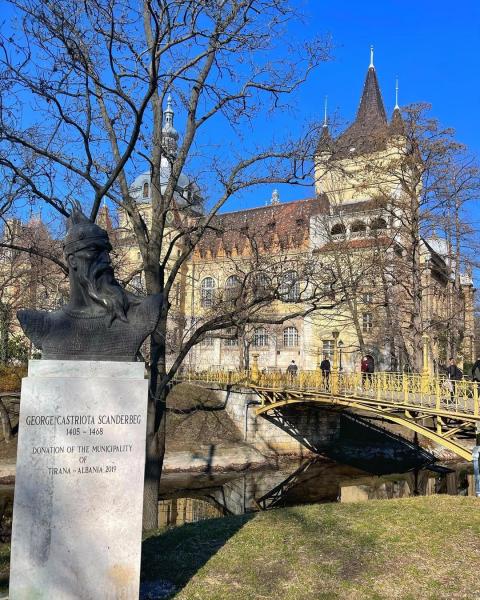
left=9, top=360, right=148, bottom=600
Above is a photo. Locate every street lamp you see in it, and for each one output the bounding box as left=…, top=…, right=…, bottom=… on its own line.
left=332, top=330, right=339, bottom=370
left=331, top=330, right=340, bottom=394
left=338, top=340, right=344, bottom=371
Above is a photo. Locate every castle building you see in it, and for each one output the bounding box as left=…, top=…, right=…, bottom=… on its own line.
left=3, top=55, right=473, bottom=373
left=157, top=53, right=474, bottom=373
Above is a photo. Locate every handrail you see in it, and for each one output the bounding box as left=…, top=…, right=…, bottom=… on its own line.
left=175, top=369, right=480, bottom=418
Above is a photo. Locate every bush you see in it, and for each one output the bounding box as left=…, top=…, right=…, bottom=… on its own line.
left=7, top=336, right=29, bottom=365
left=0, top=365, right=26, bottom=393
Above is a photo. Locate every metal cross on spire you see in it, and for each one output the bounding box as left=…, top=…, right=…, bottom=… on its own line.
left=369, top=45, right=374, bottom=69
left=395, top=77, right=399, bottom=110
left=323, top=96, right=328, bottom=127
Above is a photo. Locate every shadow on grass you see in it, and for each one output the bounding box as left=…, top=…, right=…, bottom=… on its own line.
left=140, top=512, right=255, bottom=597
left=140, top=503, right=385, bottom=600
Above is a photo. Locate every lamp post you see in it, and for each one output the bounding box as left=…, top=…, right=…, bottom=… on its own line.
left=421, top=334, right=430, bottom=394
left=338, top=340, right=344, bottom=372
left=332, top=330, right=339, bottom=370
left=332, top=330, right=340, bottom=394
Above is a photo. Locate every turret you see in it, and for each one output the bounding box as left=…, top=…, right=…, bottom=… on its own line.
left=162, top=94, right=179, bottom=157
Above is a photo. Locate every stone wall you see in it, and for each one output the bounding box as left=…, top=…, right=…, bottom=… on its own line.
left=200, top=384, right=340, bottom=456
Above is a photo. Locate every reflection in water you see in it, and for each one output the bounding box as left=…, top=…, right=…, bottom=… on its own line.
left=158, top=460, right=475, bottom=528
left=0, top=486, right=14, bottom=542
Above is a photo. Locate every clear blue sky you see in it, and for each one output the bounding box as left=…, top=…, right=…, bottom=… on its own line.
left=224, top=0, right=480, bottom=210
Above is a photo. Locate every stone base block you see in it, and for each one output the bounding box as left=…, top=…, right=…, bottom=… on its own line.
left=9, top=360, right=148, bottom=600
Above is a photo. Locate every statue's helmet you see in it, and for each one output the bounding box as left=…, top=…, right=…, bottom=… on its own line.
left=63, top=204, right=111, bottom=257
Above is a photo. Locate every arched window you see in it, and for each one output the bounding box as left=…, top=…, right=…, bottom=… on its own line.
left=350, top=220, right=366, bottom=234
left=370, top=217, right=387, bottom=231
left=252, top=327, right=269, bottom=347
left=280, top=271, right=300, bottom=302
left=200, top=277, right=216, bottom=308
left=252, top=272, right=270, bottom=299
left=143, top=182, right=149, bottom=198
left=283, top=326, right=299, bottom=347
left=225, top=275, right=241, bottom=301
left=331, top=223, right=346, bottom=236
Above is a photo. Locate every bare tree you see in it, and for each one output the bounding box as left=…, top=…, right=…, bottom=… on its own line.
left=0, top=0, right=332, bottom=528
left=340, top=104, right=478, bottom=369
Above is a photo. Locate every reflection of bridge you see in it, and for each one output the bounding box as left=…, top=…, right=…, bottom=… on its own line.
left=178, top=369, right=480, bottom=461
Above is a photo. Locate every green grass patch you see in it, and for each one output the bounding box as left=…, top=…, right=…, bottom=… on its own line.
left=1, top=496, right=478, bottom=598
left=141, top=496, right=480, bottom=599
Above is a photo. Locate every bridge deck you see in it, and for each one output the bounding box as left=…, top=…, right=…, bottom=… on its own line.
left=178, top=369, right=480, bottom=461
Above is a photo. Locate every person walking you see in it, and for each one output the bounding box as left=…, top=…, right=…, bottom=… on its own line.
left=361, top=355, right=374, bottom=386
left=446, top=357, right=463, bottom=401
left=471, top=357, right=480, bottom=383
left=320, top=355, right=331, bottom=390
left=286, top=360, right=298, bottom=382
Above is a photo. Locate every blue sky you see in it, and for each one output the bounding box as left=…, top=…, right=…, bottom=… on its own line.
left=223, top=0, right=480, bottom=210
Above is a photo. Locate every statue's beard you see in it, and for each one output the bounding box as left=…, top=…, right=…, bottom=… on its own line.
left=77, top=262, right=130, bottom=326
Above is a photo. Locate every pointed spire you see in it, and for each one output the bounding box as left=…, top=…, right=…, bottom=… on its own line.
left=389, top=77, right=405, bottom=137
left=162, top=93, right=179, bottom=156
left=270, top=189, right=280, bottom=205
left=335, top=55, right=388, bottom=156
left=323, top=96, right=328, bottom=127
left=356, top=64, right=387, bottom=125
left=316, top=115, right=334, bottom=154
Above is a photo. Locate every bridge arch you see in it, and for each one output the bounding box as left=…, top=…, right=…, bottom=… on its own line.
left=255, top=396, right=474, bottom=462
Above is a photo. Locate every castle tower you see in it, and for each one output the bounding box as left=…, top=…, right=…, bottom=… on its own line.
left=162, top=94, right=179, bottom=157
left=314, top=48, right=405, bottom=206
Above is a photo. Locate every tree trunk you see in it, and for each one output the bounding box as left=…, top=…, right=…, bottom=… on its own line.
left=142, top=427, right=164, bottom=531
left=0, top=398, right=12, bottom=443
left=0, top=304, right=9, bottom=364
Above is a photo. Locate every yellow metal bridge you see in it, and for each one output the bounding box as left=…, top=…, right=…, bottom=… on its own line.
left=179, top=366, right=480, bottom=461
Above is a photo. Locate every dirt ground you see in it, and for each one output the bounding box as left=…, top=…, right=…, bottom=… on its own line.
left=166, top=383, right=243, bottom=452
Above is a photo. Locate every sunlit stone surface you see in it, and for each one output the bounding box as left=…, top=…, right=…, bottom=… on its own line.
left=10, top=360, right=148, bottom=600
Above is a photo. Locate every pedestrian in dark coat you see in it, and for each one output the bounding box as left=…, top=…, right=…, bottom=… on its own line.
left=446, top=358, right=463, bottom=400
left=320, top=356, right=331, bottom=390
left=361, top=355, right=374, bottom=385
left=286, top=360, right=298, bottom=380
left=471, top=358, right=480, bottom=383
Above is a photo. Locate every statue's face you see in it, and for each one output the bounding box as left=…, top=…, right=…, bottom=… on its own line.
left=67, top=241, right=129, bottom=323
left=68, top=241, right=113, bottom=280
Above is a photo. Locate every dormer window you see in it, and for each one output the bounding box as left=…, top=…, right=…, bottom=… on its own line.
left=143, top=182, right=149, bottom=198
left=370, top=217, right=387, bottom=231
left=331, top=223, right=346, bottom=237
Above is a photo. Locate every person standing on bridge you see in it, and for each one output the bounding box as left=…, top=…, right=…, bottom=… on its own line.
left=361, top=355, right=374, bottom=386
left=471, top=358, right=480, bottom=384
left=447, top=358, right=463, bottom=401
left=320, top=355, right=331, bottom=391
left=286, top=360, right=298, bottom=381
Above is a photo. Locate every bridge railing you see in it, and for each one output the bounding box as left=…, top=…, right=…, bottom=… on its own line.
left=176, top=369, right=480, bottom=416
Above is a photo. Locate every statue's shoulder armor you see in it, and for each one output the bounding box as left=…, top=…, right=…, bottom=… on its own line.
left=17, top=309, right=52, bottom=350
left=128, top=293, right=162, bottom=330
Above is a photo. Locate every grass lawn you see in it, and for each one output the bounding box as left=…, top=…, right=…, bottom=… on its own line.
left=0, top=496, right=478, bottom=598
left=141, top=496, right=480, bottom=600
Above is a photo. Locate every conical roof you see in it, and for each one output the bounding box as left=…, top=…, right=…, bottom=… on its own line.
left=316, top=124, right=334, bottom=154
left=389, top=106, right=405, bottom=136
left=335, top=65, right=389, bottom=157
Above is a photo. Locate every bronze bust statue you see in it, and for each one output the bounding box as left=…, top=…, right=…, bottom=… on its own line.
left=17, top=207, right=162, bottom=361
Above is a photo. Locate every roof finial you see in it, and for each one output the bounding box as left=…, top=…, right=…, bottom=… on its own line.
left=394, top=77, right=399, bottom=110
left=162, top=92, right=179, bottom=156
left=369, top=45, right=374, bottom=69
left=271, top=189, right=280, bottom=205
left=323, top=96, right=328, bottom=127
